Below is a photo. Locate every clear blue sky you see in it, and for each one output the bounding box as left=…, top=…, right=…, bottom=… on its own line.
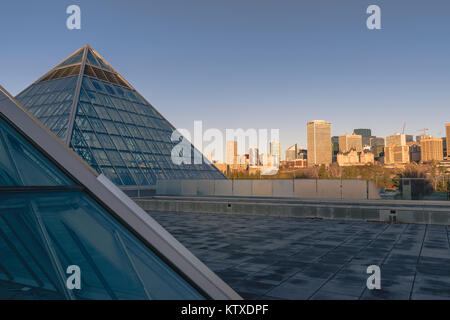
left=1, top=0, right=449, bottom=157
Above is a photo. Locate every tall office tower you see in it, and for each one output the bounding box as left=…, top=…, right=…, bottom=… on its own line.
left=442, top=137, right=447, bottom=158
left=339, top=134, right=363, bottom=153
left=416, top=134, right=431, bottom=144
left=386, top=133, right=407, bottom=147
left=384, top=133, right=409, bottom=164
left=0, top=86, right=237, bottom=300
left=408, top=142, right=421, bottom=163
left=269, top=141, right=281, bottom=164
left=298, top=147, right=307, bottom=160
left=226, top=140, right=238, bottom=165
left=331, top=136, right=339, bottom=161
left=370, top=137, right=385, bottom=158
left=420, top=136, right=444, bottom=162
left=353, top=128, right=371, bottom=146
left=446, top=123, right=450, bottom=158
left=261, top=153, right=275, bottom=167
left=15, top=45, right=224, bottom=195
left=384, top=145, right=410, bottom=164
left=248, top=146, right=259, bottom=166
left=285, top=144, right=298, bottom=161
left=307, top=120, right=332, bottom=166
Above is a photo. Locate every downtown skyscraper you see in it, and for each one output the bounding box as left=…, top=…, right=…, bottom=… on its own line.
left=339, top=134, right=363, bottom=153
left=307, top=120, right=332, bottom=166
left=446, top=123, right=450, bottom=158
left=226, top=140, right=238, bottom=165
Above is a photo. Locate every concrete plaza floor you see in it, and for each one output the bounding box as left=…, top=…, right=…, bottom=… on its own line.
left=151, top=211, right=450, bottom=300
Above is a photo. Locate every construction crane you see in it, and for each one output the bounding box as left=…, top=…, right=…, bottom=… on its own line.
left=402, top=123, right=406, bottom=134
left=417, top=128, right=429, bottom=136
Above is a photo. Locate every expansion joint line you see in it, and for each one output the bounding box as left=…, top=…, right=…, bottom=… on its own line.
left=408, top=224, right=428, bottom=300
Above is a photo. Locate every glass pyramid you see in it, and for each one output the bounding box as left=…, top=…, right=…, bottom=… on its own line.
left=0, top=86, right=239, bottom=300
left=16, top=45, right=224, bottom=188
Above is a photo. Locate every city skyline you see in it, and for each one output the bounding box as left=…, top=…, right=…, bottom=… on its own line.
left=1, top=0, right=450, bottom=155
left=220, top=122, right=449, bottom=164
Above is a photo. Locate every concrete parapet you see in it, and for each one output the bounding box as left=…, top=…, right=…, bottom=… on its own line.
left=136, top=196, right=450, bottom=226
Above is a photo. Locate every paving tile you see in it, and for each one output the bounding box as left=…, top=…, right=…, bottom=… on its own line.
left=412, top=274, right=450, bottom=298
left=319, top=279, right=367, bottom=297
left=360, top=275, right=414, bottom=300
left=265, top=277, right=326, bottom=300
left=294, top=263, right=341, bottom=280
left=310, top=290, right=359, bottom=300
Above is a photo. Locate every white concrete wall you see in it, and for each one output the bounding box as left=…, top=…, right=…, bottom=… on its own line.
left=215, top=180, right=233, bottom=196
left=233, top=180, right=253, bottom=197
left=273, top=179, right=294, bottom=197
left=180, top=180, right=197, bottom=196
left=342, top=180, right=366, bottom=200
left=317, top=179, right=341, bottom=199
left=197, top=180, right=215, bottom=196
left=368, top=181, right=381, bottom=200
left=294, top=179, right=317, bottom=198
left=252, top=180, right=272, bottom=197
left=156, top=179, right=381, bottom=200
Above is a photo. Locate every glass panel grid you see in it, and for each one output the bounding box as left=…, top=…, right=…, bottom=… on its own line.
left=16, top=64, right=224, bottom=186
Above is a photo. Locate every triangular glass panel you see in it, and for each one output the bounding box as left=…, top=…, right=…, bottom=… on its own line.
left=0, top=117, right=73, bottom=186
left=57, top=48, right=84, bottom=68
left=0, top=195, right=68, bottom=299
left=86, top=49, right=101, bottom=68
left=89, top=48, right=115, bottom=73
